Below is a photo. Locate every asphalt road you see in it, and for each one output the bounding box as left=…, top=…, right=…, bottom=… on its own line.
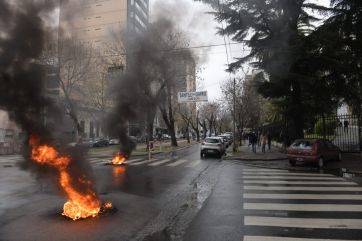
left=1, top=144, right=362, bottom=241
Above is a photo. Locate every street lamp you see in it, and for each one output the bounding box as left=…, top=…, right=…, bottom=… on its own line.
left=233, top=77, right=237, bottom=152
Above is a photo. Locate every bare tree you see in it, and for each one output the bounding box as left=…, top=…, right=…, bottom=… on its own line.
left=58, top=37, right=93, bottom=136
left=198, top=102, right=219, bottom=137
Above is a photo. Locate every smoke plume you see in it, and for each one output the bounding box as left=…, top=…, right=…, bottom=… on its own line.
left=105, top=16, right=195, bottom=156
left=0, top=0, right=99, bottom=200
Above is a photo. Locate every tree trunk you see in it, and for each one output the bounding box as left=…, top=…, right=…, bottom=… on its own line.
left=200, top=120, right=207, bottom=139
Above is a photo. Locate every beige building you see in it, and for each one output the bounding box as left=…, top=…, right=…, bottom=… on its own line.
left=59, top=0, right=149, bottom=49
left=59, top=0, right=149, bottom=139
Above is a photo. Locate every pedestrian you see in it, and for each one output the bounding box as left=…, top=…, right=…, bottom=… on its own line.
left=261, top=133, right=267, bottom=153
left=344, top=119, right=349, bottom=133
left=250, top=132, right=257, bottom=153
left=267, top=132, right=272, bottom=151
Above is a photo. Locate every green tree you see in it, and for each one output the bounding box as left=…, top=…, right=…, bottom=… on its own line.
left=317, top=0, right=362, bottom=113
left=196, top=0, right=331, bottom=140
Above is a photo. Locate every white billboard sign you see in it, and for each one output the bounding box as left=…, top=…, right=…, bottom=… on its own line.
left=178, top=91, right=208, bottom=103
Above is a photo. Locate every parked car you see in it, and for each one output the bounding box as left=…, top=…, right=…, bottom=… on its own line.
left=81, top=138, right=95, bottom=147
left=200, top=137, right=224, bottom=158
left=109, top=139, right=120, bottom=145
left=215, top=136, right=226, bottom=153
left=219, top=134, right=232, bottom=146
left=218, top=135, right=229, bottom=148
left=287, top=139, right=341, bottom=168
left=92, top=139, right=109, bottom=147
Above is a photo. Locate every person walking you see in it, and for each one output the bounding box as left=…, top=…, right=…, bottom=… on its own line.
left=250, top=132, right=257, bottom=153
left=344, top=119, right=349, bottom=133
left=261, top=133, right=267, bottom=153
left=267, top=132, right=272, bottom=151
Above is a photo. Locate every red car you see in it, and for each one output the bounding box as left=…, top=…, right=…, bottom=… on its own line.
left=287, top=139, right=341, bottom=168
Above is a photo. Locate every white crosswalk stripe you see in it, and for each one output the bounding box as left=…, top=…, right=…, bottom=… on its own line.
left=243, top=193, right=362, bottom=200
left=186, top=159, right=202, bottom=167
left=166, top=159, right=189, bottom=167
left=244, top=186, right=362, bottom=191
left=148, top=159, right=172, bottom=166
left=244, top=203, right=362, bottom=212
left=87, top=156, right=202, bottom=168
left=244, top=236, right=357, bottom=241
left=243, top=180, right=357, bottom=185
left=242, top=167, right=362, bottom=240
left=128, top=159, right=158, bottom=166
left=243, top=176, right=345, bottom=180
left=244, top=216, right=362, bottom=229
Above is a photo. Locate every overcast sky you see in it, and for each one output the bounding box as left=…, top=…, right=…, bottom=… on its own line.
left=150, top=0, right=331, bottom=101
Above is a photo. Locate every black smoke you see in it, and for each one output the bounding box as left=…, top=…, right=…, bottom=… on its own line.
left=0, top=0, right=100, bottom=197
left=0, top=0, right=61, bottom=142
left=105, top=16, right=195, bottom=157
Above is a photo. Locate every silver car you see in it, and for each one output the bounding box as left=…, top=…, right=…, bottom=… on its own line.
left=200, top=137, right=224, bottom=158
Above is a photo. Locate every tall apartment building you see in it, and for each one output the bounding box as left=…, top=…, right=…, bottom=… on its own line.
left=58, top=0, right=149, bottom=139
left=59, top=0, right=149, bottom=48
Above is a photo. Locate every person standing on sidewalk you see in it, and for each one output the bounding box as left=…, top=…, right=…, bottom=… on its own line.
left=261, top=133, right=267, bottom=153
left=250, top=132, right=257, bottom=153
left=267, top=132, right=272, bottom=151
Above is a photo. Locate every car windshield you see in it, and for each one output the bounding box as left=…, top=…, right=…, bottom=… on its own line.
left=205, top=138, right=219, bottom=143
left=291, top=140, right=315, bottom=149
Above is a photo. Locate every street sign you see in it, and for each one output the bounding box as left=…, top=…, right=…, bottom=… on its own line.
left=178, top=91, right=208, bottom=103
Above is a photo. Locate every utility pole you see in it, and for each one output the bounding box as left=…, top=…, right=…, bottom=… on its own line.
left=233, top=77, right=237, bottom=152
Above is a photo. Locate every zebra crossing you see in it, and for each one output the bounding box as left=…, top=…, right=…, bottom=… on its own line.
left=242, top=167, right=362, bottom=241
left=88, top=156, right=203, bottom=168
left=0, top=155, right=203, bottom=168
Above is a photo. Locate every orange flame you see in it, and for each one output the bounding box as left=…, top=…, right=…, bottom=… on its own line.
left=112, top=152, right=126, bottom=165
left=29, top=134, right=110, bottom=220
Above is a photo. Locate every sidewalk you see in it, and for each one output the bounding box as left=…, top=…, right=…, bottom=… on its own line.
left=224, top=144, right=287, bottom=161
left=225, top=143, right=362, bottom=173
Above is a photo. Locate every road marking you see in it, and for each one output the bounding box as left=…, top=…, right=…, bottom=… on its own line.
left=244, top=216, right=362, bottom=229
left=243, top=176, right=344, bottom=180
left=186, top=160, right=202, bottom=167
left=243, top=180, right=357, bottom=185
left=242, top=172, right=333, bottom=177
left=148, top=159, right=172, bottom=166
left=243, top=193, right=362, bottom=200
left=242, top=169, right=287, bottom=172
left=166, top=159, right=189, bottom=167
left=128, top=159, right=158, bottom=166
left=244, top=203, right=362, bottom=212
left=124, top=158, right=145, bottom=164
left=244, top=186, right=362, bottom=191
left=244, top=236, right=357, bottom=241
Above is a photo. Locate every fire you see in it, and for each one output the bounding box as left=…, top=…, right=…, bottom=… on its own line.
left=29, top=134, right=111, bottom=220
left=112, top=152, right=126, bottom=165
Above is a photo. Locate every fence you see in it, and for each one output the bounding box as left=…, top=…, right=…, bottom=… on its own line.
left=306, top=114, right=361, bottom=153
left=259, top=114, right=362, bottom=153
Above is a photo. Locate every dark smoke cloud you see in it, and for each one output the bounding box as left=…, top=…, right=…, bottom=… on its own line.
left=0, top=0, right=98, bottom=196
left=105, top=16, right=195, bottom=156
left=0, top=0, right=60, bottom=140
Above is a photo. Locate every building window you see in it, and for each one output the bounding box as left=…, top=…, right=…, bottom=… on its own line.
left=135, top=1, right=148, bottom=20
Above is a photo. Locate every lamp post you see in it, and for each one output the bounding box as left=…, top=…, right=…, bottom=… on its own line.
left=233, top=77, right=237, bottom=152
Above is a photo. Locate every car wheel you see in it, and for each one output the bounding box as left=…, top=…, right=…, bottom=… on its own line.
left=200, top=152, right=204, bottom=158
left=318, top=157, right=324, bottom=168
left=289, top=160, right=296, bottom=166
left=337, top=152, right=342, bottom=161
